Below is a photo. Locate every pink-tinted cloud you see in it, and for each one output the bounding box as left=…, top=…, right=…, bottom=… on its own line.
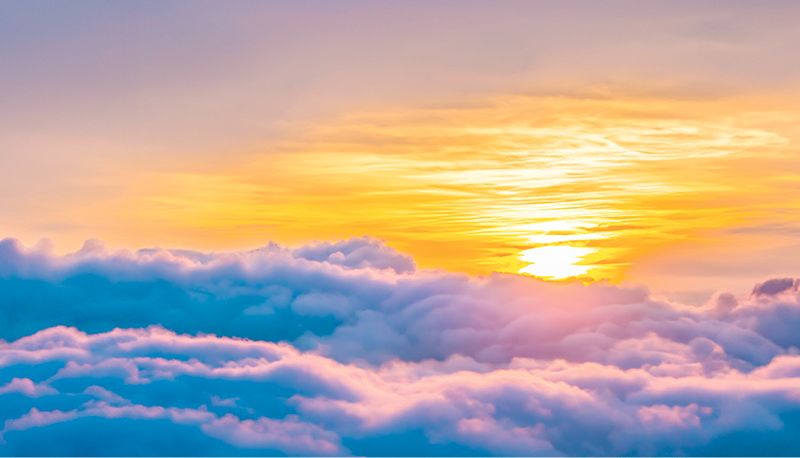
left=201, top=414, right=342, bottom=456
left=1, top=237, right=800, bottom=454
left=0, top=378, right=57, bottom=398
left=2, top=324, right=800, bottom=455
left=1, top=399, right=343, bottom=456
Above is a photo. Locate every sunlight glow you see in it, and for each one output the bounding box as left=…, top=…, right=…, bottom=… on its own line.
left=518, top=246, right=597, bottom=279
left=81, top=94, right=800, bottom=282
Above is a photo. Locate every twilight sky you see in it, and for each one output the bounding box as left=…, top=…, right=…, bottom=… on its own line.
left=4, top=0, right=800, bottom=298
left=2, top=1, right=800, bottom=456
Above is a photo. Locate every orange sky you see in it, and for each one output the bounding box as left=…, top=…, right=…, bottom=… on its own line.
left=4, top=2, right=800, bottom=302
left=12, top=91, right=791, bottom=303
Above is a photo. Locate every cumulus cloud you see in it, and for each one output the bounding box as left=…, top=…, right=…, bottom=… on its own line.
left=0, top=378, right=57, bottom=398
left=1, top=236, right=800, bottom=455
left=291, top=237, right=416, bottom=274
left=1, top=400, right=341, bottom=456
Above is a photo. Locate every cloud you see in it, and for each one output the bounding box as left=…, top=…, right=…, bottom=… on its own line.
left=2, top=325, right=800, bottom=455
left=1, top=399, right=342, bottom=456
left=291, top=236, right=416, bottom=274
left=0, top=378, right=57, bottom=398
left=751, top=278, right=799, bottom=296
left=1, top=237, right=800, bottom=455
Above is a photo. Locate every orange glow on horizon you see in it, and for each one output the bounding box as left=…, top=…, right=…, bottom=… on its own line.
left=49, top=92, right=800, bottom=284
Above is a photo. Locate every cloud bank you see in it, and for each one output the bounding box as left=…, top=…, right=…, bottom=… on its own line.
left=1, top=236, right=800, bottom=455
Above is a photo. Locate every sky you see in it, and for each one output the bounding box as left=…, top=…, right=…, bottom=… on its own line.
left=2, top=1, right=800, bottom=456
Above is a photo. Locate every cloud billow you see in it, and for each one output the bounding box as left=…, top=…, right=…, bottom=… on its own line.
left=1, top=236, right=800, bottom=456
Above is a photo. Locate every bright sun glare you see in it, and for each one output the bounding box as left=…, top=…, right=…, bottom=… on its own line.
left=518, top=245, right=596, bottom=279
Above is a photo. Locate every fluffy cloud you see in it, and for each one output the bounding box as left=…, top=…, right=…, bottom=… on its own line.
left=1, top=237, right=800, bottom=455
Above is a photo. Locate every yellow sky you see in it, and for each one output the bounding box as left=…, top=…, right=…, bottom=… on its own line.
left=5, top=2, right=800, bottom=304
left=42, top=91, right=792, bottom=294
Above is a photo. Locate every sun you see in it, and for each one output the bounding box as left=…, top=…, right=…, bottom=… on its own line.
left=517, top=245, right=596, bottom=280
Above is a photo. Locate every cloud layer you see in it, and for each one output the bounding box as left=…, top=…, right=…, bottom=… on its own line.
left=1, top=236, right=800, bottom=455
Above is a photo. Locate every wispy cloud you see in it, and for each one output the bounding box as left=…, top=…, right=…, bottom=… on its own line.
left=109, top=94, right=800, bottom=287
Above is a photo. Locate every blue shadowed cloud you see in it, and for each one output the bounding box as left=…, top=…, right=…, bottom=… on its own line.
left=1, top=236, right=800, bottom=455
